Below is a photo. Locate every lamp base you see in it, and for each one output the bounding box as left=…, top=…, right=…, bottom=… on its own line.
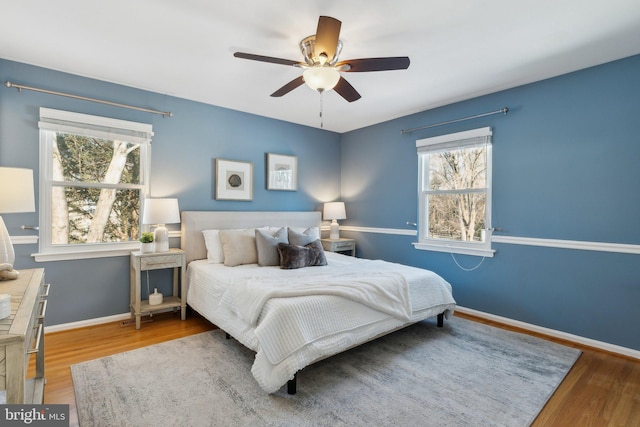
left=0, top=216, right=18, bottom=280
left=154, top=224, right=169, bottom=252
left=329, top=219, right=340, bottom=240
left=0, top=216, right=15, bottom=266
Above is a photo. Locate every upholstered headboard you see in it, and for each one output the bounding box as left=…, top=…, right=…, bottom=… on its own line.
left=180, top=211, right=322, bottom=264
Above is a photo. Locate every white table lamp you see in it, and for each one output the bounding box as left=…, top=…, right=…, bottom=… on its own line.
left=142, top=198, right=180, bottom=252
left=323, top=202, right=346, bottom=240
left=0, top=168, right=36, bottom=280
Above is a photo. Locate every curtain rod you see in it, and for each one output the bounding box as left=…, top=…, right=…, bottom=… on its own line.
left=5, top=81, right=173, bottom=118
left=401, top=107, right=508, bottom=135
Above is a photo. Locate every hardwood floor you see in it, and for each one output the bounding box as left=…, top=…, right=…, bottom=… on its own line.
left=41, top=310, right=640, bottom=427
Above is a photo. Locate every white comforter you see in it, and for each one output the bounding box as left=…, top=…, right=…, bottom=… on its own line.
left=187, top=252, right=456, bottom=393
left=231, top=264, right=413, bottom=326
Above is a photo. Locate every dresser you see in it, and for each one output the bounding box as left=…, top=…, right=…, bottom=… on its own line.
left=0, top=268, right=48, bottom=404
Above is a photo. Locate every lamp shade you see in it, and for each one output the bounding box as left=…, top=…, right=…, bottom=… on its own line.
left=323, top=202, right=346, bottom=220
left=142, top=198, right=180, bottom=225
left=303, top=67, right=341, bottom=92
left=0, top=168, right=35, bottom=214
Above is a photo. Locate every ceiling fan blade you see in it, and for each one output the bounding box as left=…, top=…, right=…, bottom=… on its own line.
left=271, top=76, right=305, bottom=97
left=337, top=57, right=410, bottom=72
left=234, top=52, right=302, bottom=67
left=334, top=77, right=361, bottom=102
left=314, top=16, right=341, bottom=61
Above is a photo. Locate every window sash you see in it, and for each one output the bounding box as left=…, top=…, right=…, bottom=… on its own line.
left=416, top=127, right=494, bottom=257
left=51, top=181, right=144, bottom=191
left=37, top=109, right=151, bottom=261
left=421, top=189, right=487, bottom=241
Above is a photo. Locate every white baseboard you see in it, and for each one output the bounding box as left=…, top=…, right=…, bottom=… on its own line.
left=455, top=306, right=640, bottom=360
left=45, top=312, right=131, bottom=333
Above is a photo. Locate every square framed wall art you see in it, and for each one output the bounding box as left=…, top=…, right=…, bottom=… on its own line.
left=266, top=153, right=298, bottom=191
left=214, top=158, right=253, bottom=201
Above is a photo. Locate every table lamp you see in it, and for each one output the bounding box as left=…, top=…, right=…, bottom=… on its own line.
left=142, top=198, right=180, bottom=252
left=0, top=167, right=36, bottom=280
left=323, top=202, right=346, bottom=240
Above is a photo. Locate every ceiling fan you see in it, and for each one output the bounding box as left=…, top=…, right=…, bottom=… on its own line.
left=234, top=16, right=410, bottom=102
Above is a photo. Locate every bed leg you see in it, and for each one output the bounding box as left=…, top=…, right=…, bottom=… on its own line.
left=287, top=373, right=297, bottom=395
left=437, top=312, right=444, bottom=327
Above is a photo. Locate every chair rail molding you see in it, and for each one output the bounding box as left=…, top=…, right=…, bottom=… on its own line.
left=340, top=226, right=640, bottom=255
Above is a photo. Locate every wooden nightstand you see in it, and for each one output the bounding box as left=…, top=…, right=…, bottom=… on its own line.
left=129, top=248, right=186, bottom=329
left=320, top=238, right=356, bottom=256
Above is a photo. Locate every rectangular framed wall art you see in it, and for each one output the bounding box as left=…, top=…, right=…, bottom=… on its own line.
left=266, top=153, right=298, bottom=191
left=214, top=158, right=253, bottom=201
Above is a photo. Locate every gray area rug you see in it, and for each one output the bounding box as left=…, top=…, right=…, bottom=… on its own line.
left=71, top=316, right=580, bottom=427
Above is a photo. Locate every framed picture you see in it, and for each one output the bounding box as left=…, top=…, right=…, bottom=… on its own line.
left=214, top=158, right=253, bottom=201
left=266, top=153, right=298, bottom=191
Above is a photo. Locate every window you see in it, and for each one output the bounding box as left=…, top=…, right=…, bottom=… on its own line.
left=36, top=108, right=152, bottom=261
left=414, top=127, right=494, bottom=257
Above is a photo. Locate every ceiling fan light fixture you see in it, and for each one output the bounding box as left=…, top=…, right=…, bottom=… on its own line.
left=303, top=66, right=340, bottom=92
left=234, top=16, right=408, bottom=102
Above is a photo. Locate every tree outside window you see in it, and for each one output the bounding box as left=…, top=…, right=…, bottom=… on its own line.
left=51, top=134, right=142, bottom=244
left=426, top=146, right=486, bottom=242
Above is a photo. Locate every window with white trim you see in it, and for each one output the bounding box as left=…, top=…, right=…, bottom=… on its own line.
left=37, top=108, right=151, bottom=261
left=414, top=127, right=494, bottom=257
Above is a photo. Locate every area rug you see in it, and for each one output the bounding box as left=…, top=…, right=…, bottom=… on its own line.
left=71, top=316, right=580, bottom=427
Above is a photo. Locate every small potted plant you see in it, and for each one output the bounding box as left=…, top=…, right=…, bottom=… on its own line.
left=140, top=232, right=155, bottom=253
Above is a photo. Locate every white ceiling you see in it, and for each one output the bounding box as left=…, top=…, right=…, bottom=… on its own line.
left=2, top=1, right=640, bottom=133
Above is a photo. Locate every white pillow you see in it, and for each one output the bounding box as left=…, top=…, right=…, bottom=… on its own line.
left=219, top=229, right=259, bottom=267
left=202, top=229, right=224, bottom=263
left=203, top=227, right=268, bottom=264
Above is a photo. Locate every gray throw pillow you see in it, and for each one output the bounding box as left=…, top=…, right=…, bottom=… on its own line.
left=277, top=240, right=328, bottom=269
left=288, top=227, right=319, bottom=246
left=255, top=227, right=288, bottom=266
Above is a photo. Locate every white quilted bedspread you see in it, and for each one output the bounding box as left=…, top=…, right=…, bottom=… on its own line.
left=187, top=252, right=456, bottom=393
left=231, top=265, right=413, bottom=326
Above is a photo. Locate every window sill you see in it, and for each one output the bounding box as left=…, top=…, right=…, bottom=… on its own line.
left=412, top=242, right=495, bottom=257
left=33, top=245, right=139, bottom=262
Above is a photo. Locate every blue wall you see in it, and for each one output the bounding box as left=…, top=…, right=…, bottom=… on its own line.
left=340, top=55, right=640, bottom=351
left=2, top=54, right=639, bottom=353
left=0, top=59, right=341, bottom=325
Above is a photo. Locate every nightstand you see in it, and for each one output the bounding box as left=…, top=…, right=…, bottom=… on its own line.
left=129, top=248, right=186, bottom=329
left=320, top=238, right=356, bottom=256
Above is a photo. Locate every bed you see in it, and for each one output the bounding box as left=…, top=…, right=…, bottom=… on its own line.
left=180, top=211, right=456, bottom=394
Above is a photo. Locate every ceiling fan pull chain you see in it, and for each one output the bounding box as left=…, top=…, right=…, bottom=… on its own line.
left=319, top=91, right=324, bottom=128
